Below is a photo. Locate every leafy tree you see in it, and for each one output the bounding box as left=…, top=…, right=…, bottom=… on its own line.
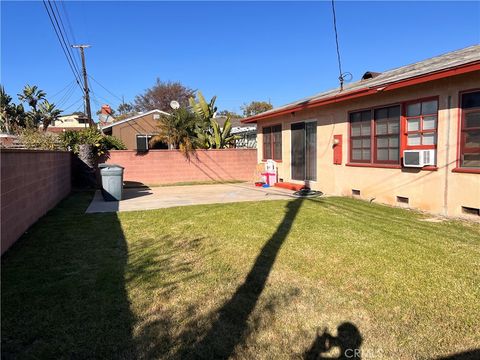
left=241, top=100, right=273, bottom=117
left=117, top=102, right=133, bottom=115
left=134, top=78, right=195, bottom=113
left=217, top=110, right=243, bottom=119
left=150, top=108, right=199, bottom=158
left=114, top=102, right=136, bottom=121
left=38, top=100, right=62, bottom=131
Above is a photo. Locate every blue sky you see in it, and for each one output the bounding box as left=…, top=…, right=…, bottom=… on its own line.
left=2, top=1, right=479, bottom=116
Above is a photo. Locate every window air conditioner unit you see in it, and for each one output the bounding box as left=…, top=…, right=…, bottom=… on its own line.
left=403, top=149, right=436, bottom=167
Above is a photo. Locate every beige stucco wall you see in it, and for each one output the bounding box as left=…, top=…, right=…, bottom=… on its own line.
left=111, top=113, right=160, bottom=150
left=257, top=72, right=480, bottom=218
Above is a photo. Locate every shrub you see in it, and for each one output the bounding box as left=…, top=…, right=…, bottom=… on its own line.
left=59, top=128, right=126, bottom=157
left=18, top=128, right=62, bottom=150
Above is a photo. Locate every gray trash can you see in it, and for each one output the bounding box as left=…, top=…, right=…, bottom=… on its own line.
left=99, top=164, right=124, bottom=201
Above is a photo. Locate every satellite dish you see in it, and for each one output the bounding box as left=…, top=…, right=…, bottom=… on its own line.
left=170, top=100, right=180, bottom=110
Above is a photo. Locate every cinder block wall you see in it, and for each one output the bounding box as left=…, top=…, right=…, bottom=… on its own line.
left=1, top=150, right=71, bottom=254
left=106, top=149, right=258, bottom=185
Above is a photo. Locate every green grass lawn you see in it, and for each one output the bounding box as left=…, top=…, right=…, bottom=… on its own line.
left=2, top=192, right=479, bottom=359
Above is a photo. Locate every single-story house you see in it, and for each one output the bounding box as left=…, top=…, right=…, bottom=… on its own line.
left=101, top=109, right=170, bottom=150
left=242, top=44, right=480, bottom=218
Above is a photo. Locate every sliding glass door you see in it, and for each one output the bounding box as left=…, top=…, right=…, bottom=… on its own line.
left=291, top=122, right=317, bottom=181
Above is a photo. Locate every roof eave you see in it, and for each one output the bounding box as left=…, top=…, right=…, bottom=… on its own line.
left=241, top=61, right=480, bottom=124
left=100, top=109, right=170, bottom=130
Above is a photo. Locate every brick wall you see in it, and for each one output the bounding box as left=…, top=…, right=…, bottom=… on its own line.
left=105, top=149, right=258, bottom=185
left=1, top=150, right=71, bottom=254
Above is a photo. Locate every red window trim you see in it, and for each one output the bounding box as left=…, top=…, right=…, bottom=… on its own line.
left=262, top=124, right=282, bottom=161
left=402, top=96, right=439, bottom=152
left=348, top=97, right=443, bottom=169
left=349, top=109, right=372, bottom=163
left=452, top=167, right=480, bottom=174
left=345, top=163, right=438, bottom=171
left=373, top=104, right=401, bottom=164
left=348, top=104, right=402, bottom=165
left=346, top=163, right=401, bottom=169
left=456, top=89, right=480, bottom=171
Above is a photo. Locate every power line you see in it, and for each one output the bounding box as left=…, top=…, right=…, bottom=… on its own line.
left=42, top=0, right=83, bottom=90
left=90, top=87, right=119, bottom=108
left=57, top=83, right=79, bottom=108
left=88, top=75, right=124, bottom=103
left=52, top=0, right=81, bottom=72
left=73, top=102, right=85, bottom=114
left=46, top=0, right=82, bottom=79
left=49, top=80, right=75, bottom=100
left=331, top=0, right=345, bottom=91
left=60, top=1, right=82, bottom=68
left=62, top=97, right=84, bottom=112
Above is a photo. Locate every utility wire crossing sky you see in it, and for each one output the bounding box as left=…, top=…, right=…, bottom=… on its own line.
left=2, top=1, right=479, bottom=115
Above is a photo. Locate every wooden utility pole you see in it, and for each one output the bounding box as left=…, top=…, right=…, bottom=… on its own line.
left=72, top=45, right=94, bottom=126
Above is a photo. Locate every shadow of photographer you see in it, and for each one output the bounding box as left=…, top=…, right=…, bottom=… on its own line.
left=304, top=322, right=363, bottom=360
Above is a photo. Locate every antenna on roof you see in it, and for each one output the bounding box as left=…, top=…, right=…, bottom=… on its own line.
left=330, top=0, right=351, bottom=91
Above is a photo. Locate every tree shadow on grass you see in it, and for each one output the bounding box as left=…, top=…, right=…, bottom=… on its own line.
left=171, top=197, right=305, bottom=359
left=1, top=192, right=206, bottom=359
left=1, top=192, right=137, bottom=358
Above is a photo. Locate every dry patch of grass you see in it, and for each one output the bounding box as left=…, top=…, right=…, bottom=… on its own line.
left=2, top=192, right=479, bottom=359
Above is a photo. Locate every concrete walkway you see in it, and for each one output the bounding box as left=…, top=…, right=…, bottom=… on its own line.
left=86, top=183, right=295, bottom=213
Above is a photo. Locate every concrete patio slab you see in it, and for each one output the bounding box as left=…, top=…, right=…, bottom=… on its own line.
left=86, top=182, right=295, bottom=213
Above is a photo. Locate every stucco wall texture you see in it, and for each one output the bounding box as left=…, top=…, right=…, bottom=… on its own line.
left=256, top=72, right=480, bottom=218
left=110, top=113, right=159, bottom=150
left=1, top=150, right=71, bottom=254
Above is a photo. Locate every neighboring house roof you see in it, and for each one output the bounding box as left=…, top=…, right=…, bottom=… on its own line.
left=212, top=116, right=256, bottom=134
left=100, top=109, right=170, bottom=130
left=214, top=116, right=252, bottom=128
left=242, top=44, right=480, bottom=123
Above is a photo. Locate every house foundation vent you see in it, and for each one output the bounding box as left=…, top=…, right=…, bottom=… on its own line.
left=352, top=189, right=361, bottom=196
left=397, top=196, right=409, bottom=205
left=462, top=206, right=480, bottom=216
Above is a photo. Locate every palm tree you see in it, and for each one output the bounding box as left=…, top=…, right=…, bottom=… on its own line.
left=18, top=85, right=46, bottom=111
left=1, top=86, right=27, bottom=133
left=150, top=108, right=199, bottom=158
left=18, top=85, right=46, bottom=128
left=1, top=86, right=13, bottom=133
left=39, top=100, right=61, bottom=131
